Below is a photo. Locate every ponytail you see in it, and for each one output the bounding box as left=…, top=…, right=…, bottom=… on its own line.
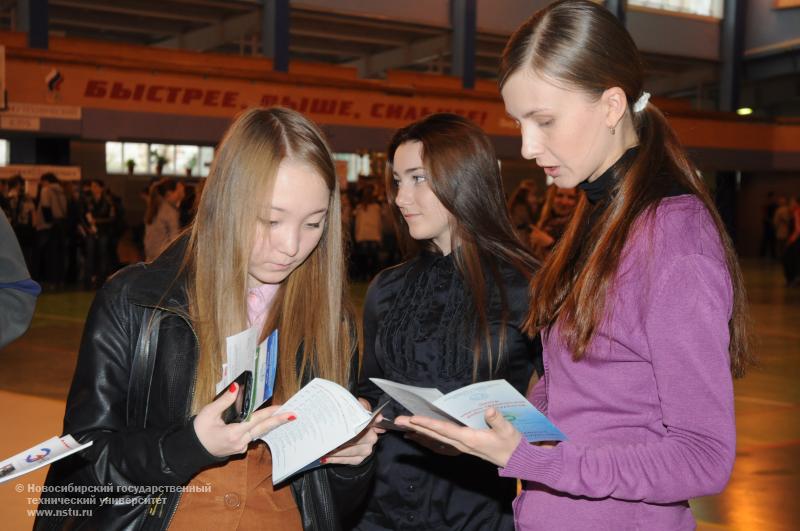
left=638, top=104, right=751, bottom=377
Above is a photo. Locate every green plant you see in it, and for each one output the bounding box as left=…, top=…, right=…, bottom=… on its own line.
left=149, top=149, right=169, bottom=167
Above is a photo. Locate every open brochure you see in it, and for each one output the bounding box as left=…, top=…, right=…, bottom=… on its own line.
left=262, top=378, right=384, bottom=485
left=216, top=325, right=279, bottom=419
left=0, top=435, right=93, bottom=484
left=370, top=378, right=566, bottom=443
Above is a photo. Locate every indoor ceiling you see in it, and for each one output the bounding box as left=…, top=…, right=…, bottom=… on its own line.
left=0, top=0, right=794, bottom=116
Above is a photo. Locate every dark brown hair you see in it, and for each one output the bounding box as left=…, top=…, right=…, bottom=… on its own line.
left=501, top=0, right=750, bottom=377
left=387, top=113, right=539, bottom=378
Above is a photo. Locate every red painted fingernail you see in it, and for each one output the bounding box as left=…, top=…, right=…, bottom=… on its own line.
left=320, top=457, right=327, bottom=464
left=228, top=383, right=237, bottom=393
left=288, top=415, right=297, bottom=421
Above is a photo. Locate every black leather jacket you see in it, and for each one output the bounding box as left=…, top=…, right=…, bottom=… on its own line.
left=34, top=240, right=373, bottom=531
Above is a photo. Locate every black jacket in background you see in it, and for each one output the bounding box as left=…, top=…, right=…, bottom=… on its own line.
left=355, top=251, right=536, bottom=531
left=34, top=238, right=373, bottom=531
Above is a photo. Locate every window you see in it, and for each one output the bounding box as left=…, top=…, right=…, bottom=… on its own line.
left=629, top=0, right=723, bottom=18
left=105, top=141, right=214, bottom=176
left=0, top=140, right=9, bottom=166
left=175, top=145, right=199, bottom=176
left=150, top=144, right=176, bottom=175
left=198, top=146, right=214, bottom=177
left=105, top=141, right=123, bottom=173
left=124, top=143, right=150, bottom=175
left=333, top=153, right=368, bottom=183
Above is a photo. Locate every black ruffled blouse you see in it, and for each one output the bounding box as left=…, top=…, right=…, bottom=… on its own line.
left=355, top=251, right=535, bottom=531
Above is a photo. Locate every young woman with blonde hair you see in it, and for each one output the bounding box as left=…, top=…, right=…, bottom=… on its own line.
left=36, top=107, right=378, bottom=531
left=397, top=2, right=751, bottom=529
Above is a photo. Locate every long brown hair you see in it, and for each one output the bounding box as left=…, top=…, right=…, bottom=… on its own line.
left=386, top=113, right=538, bottom=378
left=186, top=107, right=354, bottom=412
left=501, top=0, right=750, bottom=377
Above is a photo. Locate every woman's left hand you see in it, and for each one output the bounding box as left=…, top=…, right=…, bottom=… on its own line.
left=322, top=398, right=385, bottom=466
left=395, top=407, right=523, bottom=468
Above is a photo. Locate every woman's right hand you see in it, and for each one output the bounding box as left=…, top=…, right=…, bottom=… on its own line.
left=193, top=383, right=296, bottom=458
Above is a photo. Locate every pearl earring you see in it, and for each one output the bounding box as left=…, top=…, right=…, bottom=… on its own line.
left=610, top=126, right=616, bottom=135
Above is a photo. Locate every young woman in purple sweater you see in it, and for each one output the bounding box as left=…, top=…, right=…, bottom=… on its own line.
left=396, top=1, right=752, bottom=529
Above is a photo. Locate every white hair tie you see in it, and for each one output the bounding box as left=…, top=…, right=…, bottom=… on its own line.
left=633, top=92, right=651, bottom=113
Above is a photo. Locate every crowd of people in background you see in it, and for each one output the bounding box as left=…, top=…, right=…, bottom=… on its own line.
left=343, top=177, right=580, bottom=281
left=508, top=179, right=579, bottom=261
left=0, top=173, right=202, bottom=292
left=761, top=191, right=800, bottom=285
left=0, top=170, right=587, bottom=292
left=5, top=171, right=799, bottom=291
left=0, top=174, right=125, bottom=290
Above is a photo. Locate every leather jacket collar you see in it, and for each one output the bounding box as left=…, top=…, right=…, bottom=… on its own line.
left=127, top=233, right=191, bottom=313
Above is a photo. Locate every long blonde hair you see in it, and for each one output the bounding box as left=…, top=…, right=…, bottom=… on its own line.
left=186, top=107, right=354, bottom=412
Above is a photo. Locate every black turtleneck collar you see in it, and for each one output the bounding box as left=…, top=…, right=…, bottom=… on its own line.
left=578, top=146, right=639, bottom=205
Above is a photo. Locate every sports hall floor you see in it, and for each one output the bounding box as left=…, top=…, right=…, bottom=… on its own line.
left=0, top=259, right=797, bottom=530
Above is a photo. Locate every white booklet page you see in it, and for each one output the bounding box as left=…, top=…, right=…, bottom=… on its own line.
left=262, top=378, right=383, bottom=484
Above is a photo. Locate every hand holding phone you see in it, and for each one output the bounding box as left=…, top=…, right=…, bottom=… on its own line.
left=214, top=370, right=253, bottom=424
left=194, top=384, right=294, bottom=458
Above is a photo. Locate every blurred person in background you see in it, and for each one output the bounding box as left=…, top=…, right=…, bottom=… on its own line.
left=0, top=179, right=9, bottom=218
left=33, top=172, right=68, bottom=289
left=107, top=184, right=126, bottom=270
left=340, top=189, right=353, bottom=242
left=507, top=180, right=540, bottom=243
left=4, top=175, right=36, bottom=270
left=773, top=195, right=791, bottom=258
left=144, top=178, right=185, bottom=261
left=83, top=179, right=115, bottom=289
left=61, top=181, right=83, bottom=286
left=353, top=182, right=383, bottom=280
left=179, top=182, right=197, bottom=228
left=529, top=185, right=579, bottom=259
left=782, top=195, right=800, bottom=286
left=760, top=191, right=778, bottom=259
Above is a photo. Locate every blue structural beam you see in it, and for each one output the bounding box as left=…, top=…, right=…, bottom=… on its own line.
left=451, top=0, right=476, bottom=90
left=719, top=0, right=745, bottom=112
left=263, top=0, right=289, bottom=73
left=17, top=0, right=49, bottom=49
left=605, top=0, right=626, bottom=26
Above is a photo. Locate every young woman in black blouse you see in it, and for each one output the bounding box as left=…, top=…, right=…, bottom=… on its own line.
left=355, top=113, right=539, bottom=530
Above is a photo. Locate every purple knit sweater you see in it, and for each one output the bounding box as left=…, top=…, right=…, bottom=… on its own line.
left=501, top=195, right=736, bottom=530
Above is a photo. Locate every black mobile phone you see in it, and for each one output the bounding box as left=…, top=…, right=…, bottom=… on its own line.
left=215, top=370, right=253, bottom=424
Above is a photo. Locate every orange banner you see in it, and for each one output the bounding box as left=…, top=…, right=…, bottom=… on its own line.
left=5, top=59, right=510, bottom=135
left=4, top=56, right=800, bottom=155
